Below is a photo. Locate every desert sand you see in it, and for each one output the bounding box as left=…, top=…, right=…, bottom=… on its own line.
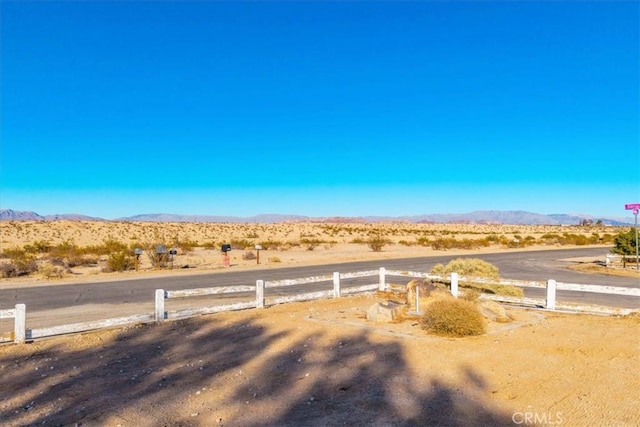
left=0, top=221, right=638, bottom=425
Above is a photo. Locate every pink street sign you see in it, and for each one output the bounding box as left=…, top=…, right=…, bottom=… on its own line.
left=625, top=203, right=640, bottom=210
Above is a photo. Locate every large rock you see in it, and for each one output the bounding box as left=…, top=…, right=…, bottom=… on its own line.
left=366, top=301, right=404, bottom=322
left=478, top=300, right=511, bottom=322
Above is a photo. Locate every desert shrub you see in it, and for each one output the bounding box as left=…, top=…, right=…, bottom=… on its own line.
left=301, top=238, right=324, bottom=251
left=230, top=239, right=254, bottom=250
left=174, top=239, right=198, bottom=254
left=38, top=264, right=66, bottom=279
left=460, top=289, right=480, bottom=302
left=0, top=247, right=38, bottom=276
left=49, top=240, right=80, bottom=259
left=421, top=298, right=486, bottom=337
left=106, top=251, right=135, bottom=272
left=431, top=237, right=453, bottom=250
left=490, top=284, right=524, bottom=296
left=368, top=234, right=391, bottom=252
left=416, top=237, right=430, bottom=246
left=464, top=283, right=524, bottom=297
left=600, top=233, right=615, bottom=244
left=0, top=263, right=18, bottom=278
left=142, top=244, right=170, bottom=268
left=242, top=251, right=257, bottom=260
left=258, top=240, right=283, bottom=250
left=540, top=233, right=560, bottom=245
left=430, top=258, right=499, bottom=279
left=268, top=256, right=281, bottom=263
left=23, top=240, right=52, bottom=254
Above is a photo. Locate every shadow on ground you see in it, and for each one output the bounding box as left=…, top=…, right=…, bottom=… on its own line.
left=0, top=313, right=514, bottom=426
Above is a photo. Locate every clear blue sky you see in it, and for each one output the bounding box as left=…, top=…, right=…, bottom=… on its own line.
left=1, top=1, right=638, bottom=219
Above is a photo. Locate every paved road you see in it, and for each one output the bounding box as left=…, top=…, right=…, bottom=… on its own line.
left=1, top=247, right=638, bottom=329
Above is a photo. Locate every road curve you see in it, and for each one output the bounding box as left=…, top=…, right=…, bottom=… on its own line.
left=1, top=247, right=638, bottom=329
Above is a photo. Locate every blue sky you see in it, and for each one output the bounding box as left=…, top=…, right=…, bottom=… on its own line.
left=1, top=1, right=638, bottom=219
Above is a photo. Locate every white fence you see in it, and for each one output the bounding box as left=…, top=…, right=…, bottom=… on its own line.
left=2, top=267, right=638, bottom=344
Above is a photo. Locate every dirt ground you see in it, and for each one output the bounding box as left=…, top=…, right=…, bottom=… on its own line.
left=1, top=294, right=639, bottom=426
left=1, top=221, right=639, bottom=425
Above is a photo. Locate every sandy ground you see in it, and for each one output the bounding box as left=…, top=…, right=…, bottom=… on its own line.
left=0, top=295, right=638, bottom=426
left=1, top=221, right=639, bottom=425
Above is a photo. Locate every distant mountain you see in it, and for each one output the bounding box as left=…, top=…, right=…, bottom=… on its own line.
left=0, top=209, right=46, bottom=221
left=44, top=214, right=106, bottom=221
left=0, top=210, right=105, bottom=221
left=546, top=213, right=632, bottom=227
left=117, top=213, right=309, bottom=223
left=0, top=208, right=634, bottom=225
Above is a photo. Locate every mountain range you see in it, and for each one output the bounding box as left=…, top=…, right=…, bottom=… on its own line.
left=0, top=209, right=634, bottom=226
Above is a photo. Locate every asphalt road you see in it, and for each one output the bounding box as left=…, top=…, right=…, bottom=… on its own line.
left=1, top=247, right=638, bottom=329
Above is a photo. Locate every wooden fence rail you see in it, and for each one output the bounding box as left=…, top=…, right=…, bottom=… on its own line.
left=2, top=267, right=638, bottom=344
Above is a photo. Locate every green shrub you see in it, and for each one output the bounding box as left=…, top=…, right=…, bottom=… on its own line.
left=421, top=299, right=486, bottom=337
left=611, top=228, right=637, bottom=257
left=106, top=251, right=135, bottom=272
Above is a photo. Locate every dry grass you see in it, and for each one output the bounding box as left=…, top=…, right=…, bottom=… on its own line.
left=568, top=262, right=640, bottom=278
left=0, top=220, right=621, bottom=282
left=421, top=298, right=487, bottom=337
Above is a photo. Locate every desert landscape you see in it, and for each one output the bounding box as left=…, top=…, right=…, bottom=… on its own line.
left=0, top=220, right=630, bottom=283
left=0, top=220, right=639, bottom=426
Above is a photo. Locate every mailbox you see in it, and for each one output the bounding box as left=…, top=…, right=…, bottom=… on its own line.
left=156, top=245, right=167, bottom=254
left=221, top=244, right=232, bottom=253
left=134, top=248, right=143, bottom=256
left=169, top=249, right=178, bottom=255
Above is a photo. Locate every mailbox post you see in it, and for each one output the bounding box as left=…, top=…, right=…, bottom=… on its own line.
left=255, top=244, right=262, bottom=264
left=169, top=249, right=177, bottom=269
left=221, top=244, right=231, bottom=267
left=134, top=248, right=143, bottom=271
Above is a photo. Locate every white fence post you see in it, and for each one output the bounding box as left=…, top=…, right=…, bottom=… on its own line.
left=256, top=280, right=265, bottom=308
left=546, top=280, right=557, bottom=310
left=450, top=273, right=459, bottom=298
left=333, top=272, right=341, bottom=298
left=379, top=267, right=386, bottom=291
left=15, top=304, right=26, bottom=344
left=155, top=289, right=165, bottom=322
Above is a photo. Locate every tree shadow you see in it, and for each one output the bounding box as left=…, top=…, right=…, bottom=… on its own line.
left=0, top=315, right=286, bottom=425
left=0, top=313, right=514, bottom=426
left=230, top=331, right=514, bottom=426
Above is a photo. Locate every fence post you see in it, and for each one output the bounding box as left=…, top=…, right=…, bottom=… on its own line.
left=256, top=280, right=265, bottom=308
left=450, top=273, right=459, bottom=298
left=15, top=304, right=26, bottom=344
left=379, top=267, right=386, bottom=291
left=546, top=280, right=556, bottom=310
left=333, top=272, right=341, bottom=298
left=155, top=289, right=165, bottom=322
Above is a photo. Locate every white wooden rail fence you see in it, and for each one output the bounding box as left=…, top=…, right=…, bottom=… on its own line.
left=2, top=267, right=638, bottom=344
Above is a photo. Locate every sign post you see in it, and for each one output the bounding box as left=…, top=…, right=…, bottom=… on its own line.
left=624, top=203, right=640, bottom=270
